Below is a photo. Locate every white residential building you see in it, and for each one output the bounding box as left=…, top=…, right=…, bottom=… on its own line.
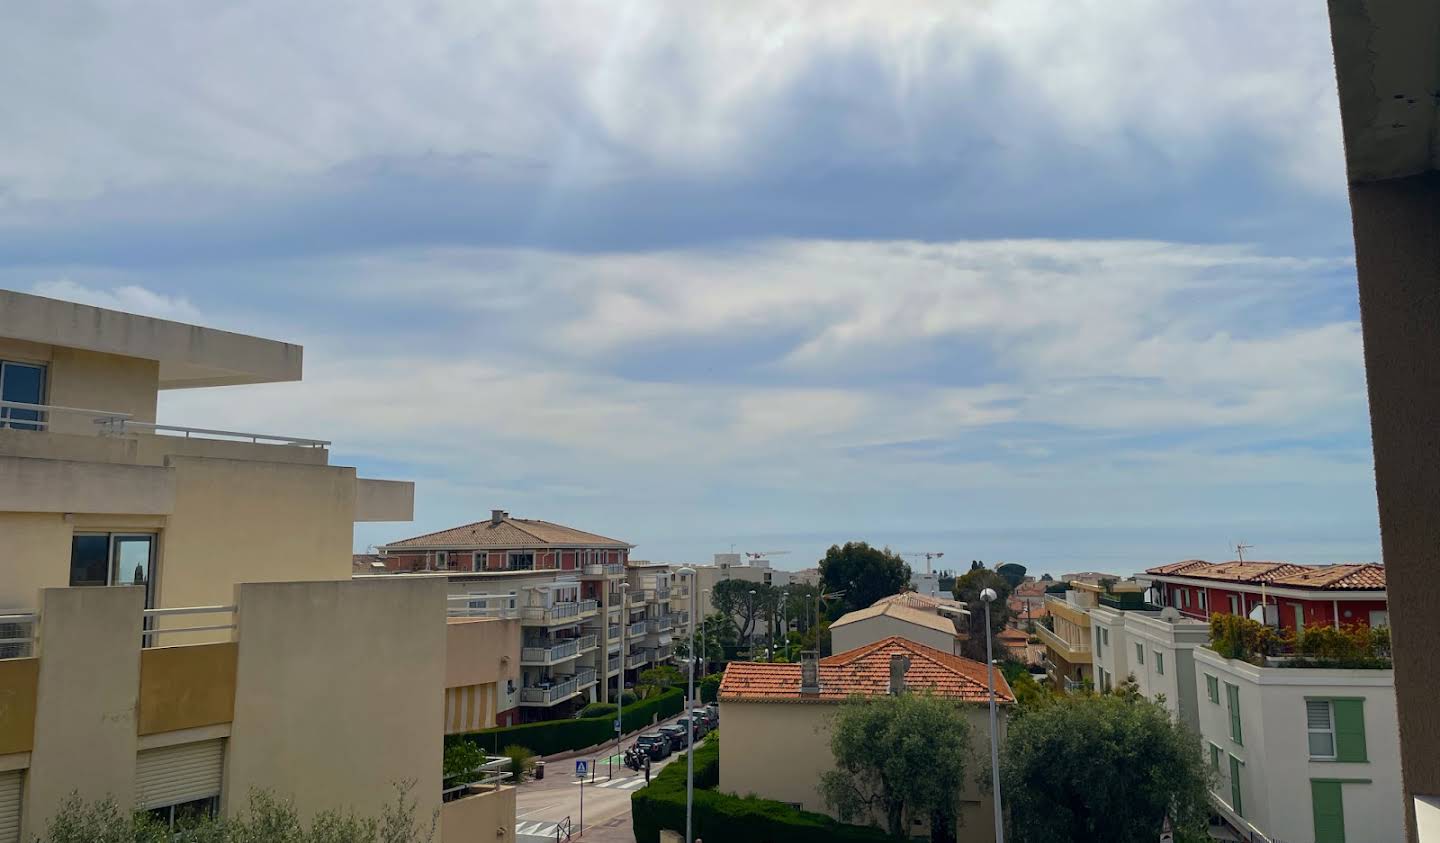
left=1088, top=603, right=1209, bottom=732
left=1193, top=648, right=1402, bottom=843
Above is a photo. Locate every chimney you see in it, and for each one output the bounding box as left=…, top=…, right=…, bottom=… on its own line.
left=889, top=654, right=911, bottom=696
left=799, top=650, right=820, bottom=695
left=491, top=509, right=506, bottom=525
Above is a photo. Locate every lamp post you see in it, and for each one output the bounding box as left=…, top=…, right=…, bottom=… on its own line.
left=781, top=587, right=790, bottom=661
left=678, top=567, right=697, bottom=843
left=700, top=588, right=711, bottom=677
left=748, top=589, right=757, bottom=654
left=980, top=587, right=1004, bottom=843
left=610, top=581, right=630, bottom=780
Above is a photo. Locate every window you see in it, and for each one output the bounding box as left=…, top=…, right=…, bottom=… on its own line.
left=1311, top=780, right=1347, bottom=843
left=508, top=551, right=535, bottom=571
left=1155, top=651, right=1164, bottom=675
left=1369, top=610, right=1389, bottom=628
left=1209, top=743, right=1222, bottom=773
left=1308, top=699, right=1368, bottom=762
left=0, top=360, right=46, bottom=430
left=1228, top=595, right=1239, bottom=615
left=471, top=551, right=484, bottom=571
left=70, top=534, right=156, bottom=608
left=1181, top=589, right=1190, bottom=608
left=1229, top=755, right=1244, bottom=817
left=1198, top=590, right=1207, bottom=612
left=1206, top=674, right=1219, bottom=704
left=435, top=551, right=449, bottom=569
left=1296, top=604, right=1307, bottom=631
left=1101, top=628, right=1109, bottom=646
left=1135, top=643, right=1145, bottom=665
left=1226, top=682, right=1243, bottom=745
left=1308, top=700, right=1336, bottom=759
left=146, top=795, right=219, bottom=831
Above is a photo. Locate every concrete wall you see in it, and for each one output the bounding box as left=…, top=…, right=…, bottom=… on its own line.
left=1348, top=173, right=1440, bottom=840
left=46, top=349, right=159, bottom=433
left=0, top=512, right=71, bottom=612
left=446, top=618, right=521, bottom=690
left=719, top=700, right=1000, bottom=841
left=0, top=454, right=175, bottom=517
left=0, top=658, right=37, bottom=755
left=831, top=615, right=955, bottom=656
left=1194, top=648, right=1403, bottom=843
left=440, top=786, right=515, bottom=843
left=137, top=643, right=237, bottom=735
left=355, top=478, right=416, bottom=522
left=23, top=586, right=144, bottom=840
left=225, top=578, right=447, bottom=823
left=160, top=457, right=357, bottom=609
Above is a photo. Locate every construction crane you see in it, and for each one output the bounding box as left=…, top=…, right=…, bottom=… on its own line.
left=744, top=551, right=791, bottom=561
left=901, top=551, right=945, bottom=575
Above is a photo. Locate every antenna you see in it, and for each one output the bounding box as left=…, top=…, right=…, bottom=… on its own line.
left=1235, top=542, right=1254, bottom=563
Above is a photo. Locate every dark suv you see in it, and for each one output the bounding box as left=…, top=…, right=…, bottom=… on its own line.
left=635, top=732, right=671, bottom=760
left=659, top=723, right=689, bottom=751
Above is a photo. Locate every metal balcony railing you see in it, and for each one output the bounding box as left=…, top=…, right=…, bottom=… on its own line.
left=627, top=621, right=648, bottom=638
left=583, top=563, right=626, bottom=577
left=0, top=400, right=128, bottom=433
left=521, top=600, right=597, bottom=625
left=629, top=589, right=649, bottom=603
left=447, top=595, right=519, bottom=619
left=607, top=624, right=622, bottom=640
left=576, top=633, right=598, bottom=653
left=0, top=613, right=37, bottom=659
left=519, top=676, right=580, bottom=706
left=654, top=645, right=674, bottom=661
left=442, top=756, right=512, bottom=802
left=0, top=401, right=330, bottom=447
left=521, top=638, right=580, bottom=665
left=647, top=616, right=673, bottom=633
left=608, top=654, right=621, bottom=673
left=142, top=605, right=236, bottom=647
left=671, top=584, right=690, bottom=599
left=575, top=667, right=597, bottom=688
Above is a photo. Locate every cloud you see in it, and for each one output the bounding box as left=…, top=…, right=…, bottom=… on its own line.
left=30, top=278, right=204, bottom=323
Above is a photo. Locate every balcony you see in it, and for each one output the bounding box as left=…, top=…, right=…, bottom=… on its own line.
left=627, top=621, right=648, bottom=638
left=607, top=654, right=621, bottom=674
left=629, top=589, right=649, bottom=603
left=652, top=585, right=671, bottom=601
left=520, top=639, right=581, bottom=666
left=607, top=624, right=622, bottom=641
left=653, top=644, right=674, bottom=661
left=582, top=563, right=626, bottom=578
left=1036, top=623, right=1092, bottom=664
left=575, top=667, right=598, bottom=689
left=520, top=600, right=598, bottom=626
left=671, top=583, right=690, bottom=599
left=672, top=610, right=690, bottom=627
left=518, top=676, right=580, bottom=707
left=647, top=616, right=673, bottom=634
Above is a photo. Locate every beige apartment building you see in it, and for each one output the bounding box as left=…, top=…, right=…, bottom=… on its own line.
left=829, top=599, right=966, bottom=656
left=0, top=290, right=514, bottom=842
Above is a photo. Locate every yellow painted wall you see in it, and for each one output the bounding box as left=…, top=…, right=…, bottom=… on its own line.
left=830, top=615, right=957, bottom=656
left=159, top=456, right=357, bottom=609
left=719, top=701, right=1002, bottom=842
left=0, top=658, right=38, bottom=755
left=138, top=643, right=237, bottom=736
left=225, top=579, right=447, bottom=824
left=440, top=786, right=515, bottom=843
left=0, top=512, right=71, bottom=612
left=24, top=586, right=144, bottom=840
left=46, top=349, right=159, bottom=433
left=445, top=618, right=521, bottom=689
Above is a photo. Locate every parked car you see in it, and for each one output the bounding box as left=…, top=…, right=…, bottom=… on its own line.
left=678, top=715, right=706, bottom=740
left=659, top=724, right=690, bottom=751
left=705, top=703, right=719, bottom=726
left=692, top=707, right=717, bottom=729
left=635, top=732, right=671, bottom=760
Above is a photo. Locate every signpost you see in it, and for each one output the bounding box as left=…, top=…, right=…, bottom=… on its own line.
left=576, top=760, right=588, bottom=834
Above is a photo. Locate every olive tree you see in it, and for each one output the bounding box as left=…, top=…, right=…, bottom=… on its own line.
left=819, top=693, right=973, bottom=840
left=1001, top=693, right=1213, bottom=842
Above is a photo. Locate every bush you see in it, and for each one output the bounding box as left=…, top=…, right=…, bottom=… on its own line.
left=448, top=687, right=686, bottom=756
left=699, top=674, right=721, bottom=704
left=578, top=702, right=618, bottom=719
left=501, top=744, right=536, bottom=783
left=631, top=736, right=888, bottom=843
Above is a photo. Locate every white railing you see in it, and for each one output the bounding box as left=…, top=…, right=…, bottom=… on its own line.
left=442, top=755, right=512, bottom=801
left=654, top=645, right=673, bottom=661
left=522, top=602, right=579, bottom=623
left=627, top=621, right=647, bottom=638
left=576, top=633, right=598, bottom=653
left=99, top=418, right=329, bottom=448
left=629, top=589, right=649, bottom=603
left=583, top=563, right=626, bottom=577
left=607, top=624, right=622, bottom=640
left=575, top=667, right=598, bottom=688
left=0, top=400, right=129, bottom=432
left=142, top=605, right=236, bottom=646
left=608, top=655, right=622, bottom=673
left=647, top=616, right=673, bottom=633
left=671, top=584, right=690, bottom=599
left=446, top=595, right=519, bottom=619
left=522, top=639, right=580, bottom=664
left=519, top=676, right=580, bottom=706
left=0, top=612, right=38, bottom=659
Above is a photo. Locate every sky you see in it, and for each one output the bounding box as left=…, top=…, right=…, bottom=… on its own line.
left=0, top=1, right=1381, bottom=575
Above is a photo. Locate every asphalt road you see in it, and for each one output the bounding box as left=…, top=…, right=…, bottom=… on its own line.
left=514, top=714, right=702, bottom=842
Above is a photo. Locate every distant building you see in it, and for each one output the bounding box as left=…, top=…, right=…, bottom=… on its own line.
left=830, top=600, right=966, bottom=656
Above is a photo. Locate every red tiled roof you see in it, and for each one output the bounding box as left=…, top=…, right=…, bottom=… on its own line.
left=1144, top=559, right=1213, bottom=576
left=1158, top=561, right=1308, bottom=584
left=1269, top=564, right=1386, bottom=591
left=382, top=515, right=632, bottom=550
left=719, top=636, right=1013, bottom=705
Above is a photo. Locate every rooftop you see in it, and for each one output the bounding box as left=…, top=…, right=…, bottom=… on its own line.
left=1143, top=560, right=1386, bottom=591
left=871, top=591, right=968, bottom=614
left=1269, top=563, right=1387, bottom=591
left=382, top=512, right=633, bottom=550
left=719, top=636, right=1014, bottom=705
left=830, top=601, right=962, bottom=635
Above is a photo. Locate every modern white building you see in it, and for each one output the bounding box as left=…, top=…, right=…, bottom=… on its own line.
left=1193, top=648, right=1402, bottom=843
left=1087, top=602, right=1209, bottom=732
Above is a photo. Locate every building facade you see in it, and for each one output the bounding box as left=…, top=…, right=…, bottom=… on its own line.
left=829, top=601, right=964, bottom=657
left=1036, top=588, right=1094, bottom=690
left=1137, top=560, right=1388, bottom=632
left=0, top=290, right=512, bottom=841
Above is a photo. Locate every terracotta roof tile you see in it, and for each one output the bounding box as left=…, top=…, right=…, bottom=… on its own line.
left=719, top=636, right=1013, bottom=705
left=1144, top=559, right=1213, bottom=576
left=873, top=592, right=965, bottom=612
left=1176, top=561, right=1311, bottom=584
left=382, top=516, right=632, bottom=550
left=1269, top=564, right=1386, bottom=591
left=831, top=602, right=962, bottom=635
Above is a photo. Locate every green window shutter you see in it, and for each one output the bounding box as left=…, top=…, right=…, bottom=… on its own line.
left=1206, top=674, right=1219, bottom=703
left=1333, top=700, right=1367, bottom=763
left=1311, top=780, right=1345, bottom=843
left=1226, top=683, right=1243, bottom=745
left=1229, top=756, right=1243, bottom=817
left=1209, top=743, right=1221, bottom=772
left=1156, top=652, right=1164, bottom=675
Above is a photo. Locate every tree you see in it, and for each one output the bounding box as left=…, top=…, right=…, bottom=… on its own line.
left=1039, top=573, right=1054, bottom=582
left=712, top=579, right=770, bottom=644
left=995, top=563, right=1028, bottom=590
left=952, top=568, right=1017, bottom=663
left=1001, top=694, right=1213, bottom=843
left=637, top=665, right=684, bottom=698
left=818, top=542, right=911, bottom=614
left=819, top=693, right=972, bottom=839
left=673, top=614, right=727, bottom=667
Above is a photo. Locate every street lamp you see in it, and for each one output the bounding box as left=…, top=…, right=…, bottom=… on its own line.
left=610, top=581, right=630, bottom=780
left=781, top=587, right=790, bottom=661
left=678, top=567, right=698, bottom=843
left=701, top=588, right=712, bottom=677
left=980, top=587, right=1004, bottom=843
left=748, top=589, right=757, bottom=653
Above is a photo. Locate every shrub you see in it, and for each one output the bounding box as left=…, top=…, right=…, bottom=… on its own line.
left=501, top=745, right=536, bottom=783
left=578, top=702, right=618, bottom=719
left=442, top=741, right=485, bottom=788
left=699, top=674, right=721, bottom=704
left=448, top=687, right=685, bottom=756
left=1209, top=614, right=1284, bottom=663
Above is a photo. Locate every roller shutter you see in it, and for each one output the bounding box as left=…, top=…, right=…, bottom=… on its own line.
left=136, top=740, right=224, bottom=810
left=0, top=770, right=21, bottom=843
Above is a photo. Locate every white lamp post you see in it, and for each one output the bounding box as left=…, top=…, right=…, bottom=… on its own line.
left=678, top=567, right=697, bottom=842
left=701, top=588, right=711, bottom=677
left=980, top=587, right=1004, bottom=843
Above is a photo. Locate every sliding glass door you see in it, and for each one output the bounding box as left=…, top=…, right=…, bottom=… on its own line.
left=69, top=533, right=156, bottom=608
left=0, top=361, right=45, bottom=430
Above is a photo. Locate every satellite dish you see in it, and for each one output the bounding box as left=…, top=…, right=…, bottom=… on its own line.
left=1158, top=607, right=1182, bottom=622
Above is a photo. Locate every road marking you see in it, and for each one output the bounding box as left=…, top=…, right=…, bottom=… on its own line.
left=515, top=804, right=556, bottom=819
left=574, top=776, right=650, bottom=790
left=516, top=820, right=558, bottom=837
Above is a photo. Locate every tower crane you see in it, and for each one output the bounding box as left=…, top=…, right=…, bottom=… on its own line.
left=901, top=551, right=945, bottom=575
left=744, top=550, right=791, bottom=561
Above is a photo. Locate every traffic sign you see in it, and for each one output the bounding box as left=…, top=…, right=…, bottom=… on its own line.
left=575, top=759, right=588, bottom=777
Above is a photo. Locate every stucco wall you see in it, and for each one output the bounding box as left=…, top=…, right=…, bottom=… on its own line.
left=355, top=478, right=416, bottom=522
left=0, top=455, right=175, bottom=516
left=0, top=512, right=71, bottom=612
left=225, top=579, right=447, bottom=823
left=440, top=786, right=515, bottom=843
left=160, top=456, right=357, bottom=609
left=446, top=618, right=521, bottom=691
left=23, top=586, right=144, bottom=840
left=719, top=700, right=1000, bottom=841
left=1194, top=648, right=1403, bottom=843
left=138, top=642, right=237, bottom=735
left=46, top=348, right=159, bottom=433
left=831, top=615, right=955, bottom=656
left=0, top=658, right=38, bottom=755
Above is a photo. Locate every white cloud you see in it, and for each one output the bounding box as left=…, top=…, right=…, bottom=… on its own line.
left=30, top=279, right=204, bottom=323
left=0, top=1, right=1343, bottom=202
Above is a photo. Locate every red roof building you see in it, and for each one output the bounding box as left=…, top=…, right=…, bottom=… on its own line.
left=1136, top=560, right=1388, bottom=632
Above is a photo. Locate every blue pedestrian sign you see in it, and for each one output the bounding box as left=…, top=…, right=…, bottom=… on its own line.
left=575, top=759, right=588, bottom=777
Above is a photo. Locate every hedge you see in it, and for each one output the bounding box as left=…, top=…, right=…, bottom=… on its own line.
left=699, top=674, right=721, bottom=704
left=447, top=687, right=686, bottom=757
left=631, top=735, right=890, bottom=843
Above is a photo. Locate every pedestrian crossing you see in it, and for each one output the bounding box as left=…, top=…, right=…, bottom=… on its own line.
left=516, top=820, right=561, bottom=840
left=572, top=775, right=650, bottom=790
